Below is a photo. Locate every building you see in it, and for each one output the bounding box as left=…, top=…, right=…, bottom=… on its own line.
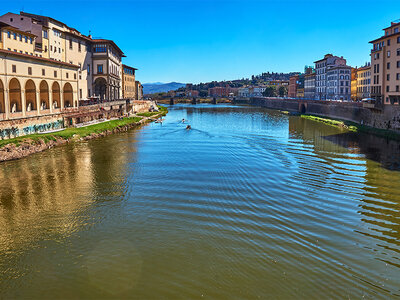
left=208, top=86, right=231, bottom=97
left=351, top=68, right=358, bottom=101
left=238, top=87, right=250, bottom=98
left=304, top=68, right=316, bottom=99
left=288, top=75, right=298, bottom=98
left=0, top=21, right=80, bottom=121
left=186, top=90, right=199, bottom=97
left=135, top=81, right=143, bottom=100
left=315, top=54, right=351, bottom=101
left=369, top=20, right=400, bottom=105
left=356, top=64, right=371, bottom=100
left=122, top=64, right=137, bottom=99
left=0, top=12, right=126, bottom=102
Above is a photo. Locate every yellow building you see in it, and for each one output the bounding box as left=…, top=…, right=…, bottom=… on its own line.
left=356, top=65, right=371, bottom=100
left=351, top=68, right=357, bottom=101
left=122, top=64, right=137, bottom=99
left=0, top=22, right=79, bottom=121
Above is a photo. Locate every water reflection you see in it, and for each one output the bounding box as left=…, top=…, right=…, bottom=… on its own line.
left=0, top=131, right=138, bottom=282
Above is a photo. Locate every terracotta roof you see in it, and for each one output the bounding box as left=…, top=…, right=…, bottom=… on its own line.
left=0, top=48, right=80, bottom=68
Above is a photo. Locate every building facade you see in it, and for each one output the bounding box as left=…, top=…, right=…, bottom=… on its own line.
left=121, top=64, right=137, bottom=99
left=315, top=54, right=351, bottom=101
left=356, top=64, right=371, bottom=100
left=0, top=12, right=128, bottom=103
left=304, top=72, right=315, bottom=99
left=370, top=20, right=400, bottom=105
left=288, top=75, right=298, bottom=98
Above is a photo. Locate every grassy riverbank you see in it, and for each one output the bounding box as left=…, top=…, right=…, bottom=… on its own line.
left=301, top=114, right=400, bottom=140
left=137, top=105, right=168, bottom=118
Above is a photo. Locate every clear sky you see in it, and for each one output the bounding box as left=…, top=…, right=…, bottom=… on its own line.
left=5, top=0, right=400, bottom=83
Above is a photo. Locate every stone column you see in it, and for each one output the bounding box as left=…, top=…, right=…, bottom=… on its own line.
left=49, top=89, right=53, bottom=114
left=4, top=87, right=10, bottom=120
left=22, top=90, right=26, bottom=117
left=36, top=90, right=41, bottom=116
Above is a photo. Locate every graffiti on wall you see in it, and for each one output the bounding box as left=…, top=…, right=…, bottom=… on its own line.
left=0, top=120, right=64, bottom=140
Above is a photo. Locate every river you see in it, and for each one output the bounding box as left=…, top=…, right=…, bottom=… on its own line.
left=0, top=104, right=399, bottom=298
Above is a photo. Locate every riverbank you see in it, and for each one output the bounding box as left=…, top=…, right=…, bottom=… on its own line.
left=301, top=114, right=400, bottom=140
left=0, top=106, right=168, bottom=163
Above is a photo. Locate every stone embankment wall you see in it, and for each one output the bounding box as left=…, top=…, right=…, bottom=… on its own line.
left=247, top=97, right=400, bottom=132
left=0, top=100, right=156, bottom=140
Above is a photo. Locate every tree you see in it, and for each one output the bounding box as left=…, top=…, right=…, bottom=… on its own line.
left=263, top=86, right=277, bottom=97
left=278, top=86, right=288, bottom=97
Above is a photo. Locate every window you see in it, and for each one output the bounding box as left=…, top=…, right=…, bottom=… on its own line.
left=387, top=74, right=390, bottom=81
left=88, top=89, right=91, bottom=97
left=43, top=30, right=48, bottom=39
left=50, top=45, right=52, bottom=51
left=388, top=51, right=391, bottom=58
left=386, top=86, right=389, bottom=92
left=42, top=69, right=45, bottom=76
left=13, top=33, right=17, bottom=40
left=54, top=47, right=57, bottom=53
left=388, top=39, right=391, bottom=46
left=388, top=62, right=391, bottom=70
left=74, top=73, right=76, bottom=79
left=397, top=86, right=399, bottom=92
left=66, top=72, right=69, bottom=79
left=12, top=65, right=16, bottom=73
left=79, top=89, right=82, bottom=98
left=45, top=45, right=47, bottom=52
left=24, top=36, right=28, bottom=43
left=59, top=48, right=61, bottom=53
left=19, top=34, right=22, bottom=41
left=54, top=71, right=57, bottom=78
left=69, top=39, right=73, bottom=50
left=30, top=38, right=33, bottom=44
left=87, top=64, right=90, bottom=75
left=93, top=44, right=107, bottom=53
left=7, top=31, right=10, bottom=38
left=396, top=28, right=399, bottom=34
left=78, top=41, right=81, bottom=52
left=97, top=64, right=103, bottom=74
left=398, top=36, right=400, bottom=43
left=398, top=49, right=400, bottom=56
left=28, top=67, right=32, bottom=75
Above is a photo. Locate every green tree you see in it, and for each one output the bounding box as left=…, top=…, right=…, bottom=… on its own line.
left=262, top=86, right=277, bottom=97
left=278, top=86, right=288, bottom=97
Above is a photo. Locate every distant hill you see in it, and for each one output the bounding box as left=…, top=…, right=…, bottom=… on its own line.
left=143, top=82, right=186, bottom=94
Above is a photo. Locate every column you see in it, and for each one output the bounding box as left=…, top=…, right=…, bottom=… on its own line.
left=22, top=90, right=26, bottom=117
left=36, top=90, right=41, bottom=116
left=4, top=87, right=10, bottom=120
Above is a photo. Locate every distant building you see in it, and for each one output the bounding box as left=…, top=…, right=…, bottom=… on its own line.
left=288, top=75, right=298, bottom=98
left=315, top=54, right=351, bottom=101
left=351, top=68, right=358, bottom=101
left=304, top=68, right=316, bottom=99
left=186, top=90, right=199, bottom=97
left=356, top=64, right=371, bottom=100
left=122, top=64, right=137, bottom=99
left=135, top=81, right=143, bottom=100
left=238, top=87, right=250, bottom=98
left=208, top=86, right=230, bottom=97
left=369, top=20, right=400, bottom=105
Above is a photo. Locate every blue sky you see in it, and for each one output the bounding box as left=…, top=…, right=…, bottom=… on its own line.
left=5, top=0, right=400, bottom=83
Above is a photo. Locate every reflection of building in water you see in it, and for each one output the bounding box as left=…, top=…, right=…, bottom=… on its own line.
left=0, top=131, right=137, bottom=254
left=289, top=116, right=400, bottom=269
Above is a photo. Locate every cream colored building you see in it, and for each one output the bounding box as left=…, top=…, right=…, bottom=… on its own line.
left=122, top=64, right=136, bottom=99
left=356, top=64, right=371, bottom=100
left=0, top=12, right=126, bottom=103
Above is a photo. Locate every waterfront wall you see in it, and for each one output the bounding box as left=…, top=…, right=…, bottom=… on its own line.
left=247, top=97, right=400, bottom=132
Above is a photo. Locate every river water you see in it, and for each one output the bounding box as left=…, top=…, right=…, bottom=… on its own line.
left=0, top=104, right=400, bottom=298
